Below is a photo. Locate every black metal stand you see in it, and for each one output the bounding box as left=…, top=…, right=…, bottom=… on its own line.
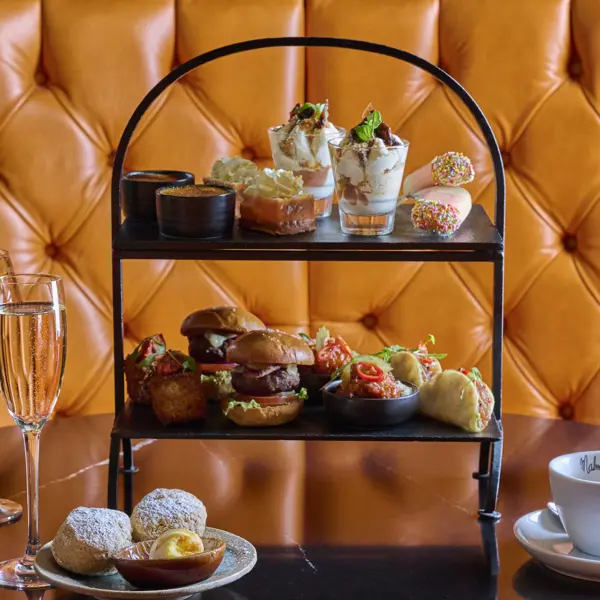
left=107, top=37, right=506, bottom=554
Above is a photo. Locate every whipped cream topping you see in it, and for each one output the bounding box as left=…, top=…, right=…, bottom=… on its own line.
left=210, top=157, right=258, bottom=185
left=244, top=168, right=303, bottom=199
left=270, top=101, right=342, bottom=173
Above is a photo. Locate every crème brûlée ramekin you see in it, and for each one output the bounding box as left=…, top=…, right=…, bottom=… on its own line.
left=329, top=136, right=409, bottom=236
left=268, top=126, right=344, bottom=220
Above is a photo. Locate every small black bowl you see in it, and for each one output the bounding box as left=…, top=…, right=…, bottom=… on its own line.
left=121, top=170, right=194, bottom=222
left=299, top=371, right=330, bottom=406
left=322, top=380, right=419, bottom=429
left=156, top=184, right=236, bottom=239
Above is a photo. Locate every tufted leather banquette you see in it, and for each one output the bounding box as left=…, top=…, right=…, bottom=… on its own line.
left=0, top=0, right=599, bottom=430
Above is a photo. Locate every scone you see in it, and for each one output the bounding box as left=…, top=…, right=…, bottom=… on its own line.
left=131, top=489, right=207, bottom=542
left=52, top=507, right=132, bottom=576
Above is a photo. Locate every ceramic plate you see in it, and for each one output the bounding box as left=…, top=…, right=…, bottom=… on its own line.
left=514, top=509, right=600, bottom=583
left=34, top=527, right=257, bottom=599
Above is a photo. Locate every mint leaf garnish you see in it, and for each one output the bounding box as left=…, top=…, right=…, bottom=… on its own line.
left=353, top=110, right=382, bottom=142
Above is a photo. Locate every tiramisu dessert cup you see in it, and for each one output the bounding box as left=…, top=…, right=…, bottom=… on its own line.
left=268, top=101, right=344, bottom=219
left=328, top=105, right=409, bottom=236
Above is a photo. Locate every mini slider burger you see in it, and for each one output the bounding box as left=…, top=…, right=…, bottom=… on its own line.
left=181, top=306, right=265, bottom=401
left=222, top=329, right=313, bottom=426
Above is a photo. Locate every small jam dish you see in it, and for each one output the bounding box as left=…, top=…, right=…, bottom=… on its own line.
left=322, top=380, right=419, bottom=429
left=121, top=171, right=195, bottom=223
left=156, top=184, right=236, bottom=239
left=112, top=537, right=226, bottom=589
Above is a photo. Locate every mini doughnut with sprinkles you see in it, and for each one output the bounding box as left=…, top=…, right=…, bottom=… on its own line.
left=411, top=199, right=461, bottom=236
left=403, top=151, right=475, bottom=196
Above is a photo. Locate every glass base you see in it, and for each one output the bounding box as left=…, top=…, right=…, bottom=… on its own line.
left=0, top=500, right=22, bottom=526
left=0, top=558, right=52, bottom=590
left=339, top=209, right=395, bottom=236
left=314, top=194, right=333, bottom=219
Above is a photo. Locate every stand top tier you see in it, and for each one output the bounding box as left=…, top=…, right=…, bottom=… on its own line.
left=114, top=205, right=502, bottom=262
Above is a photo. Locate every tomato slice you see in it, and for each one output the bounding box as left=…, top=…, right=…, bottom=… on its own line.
left=232, top=392, right=299, bottom=407
left=199, top=363, right=237, bottom=374
left=356, top=362, right=384, bottom=382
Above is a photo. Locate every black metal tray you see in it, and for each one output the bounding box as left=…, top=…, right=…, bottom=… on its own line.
left=112, top=403, right=502, bottom=443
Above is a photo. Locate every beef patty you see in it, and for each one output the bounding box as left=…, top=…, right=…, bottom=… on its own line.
left=231, top=366, right=300, bottom=395
left=188, top=335, right=232, bottom=363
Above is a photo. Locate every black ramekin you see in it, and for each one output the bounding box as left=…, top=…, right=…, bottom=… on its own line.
left=121, top=170, right=195, bottom=222
left=156, top=184, right=236, bottom=239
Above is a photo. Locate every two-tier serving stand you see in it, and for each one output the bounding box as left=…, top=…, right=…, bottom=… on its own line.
left=107, top=38, right=505, bottom=567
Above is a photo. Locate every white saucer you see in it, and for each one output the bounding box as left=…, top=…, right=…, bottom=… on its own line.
left=514, top=509, right=600, bottom=583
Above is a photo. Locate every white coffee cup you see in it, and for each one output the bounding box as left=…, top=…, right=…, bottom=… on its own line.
left=549, top=451, right=600, bottom=556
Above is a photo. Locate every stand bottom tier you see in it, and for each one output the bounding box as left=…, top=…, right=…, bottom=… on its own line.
left=112, top=403, right=502, bottom=442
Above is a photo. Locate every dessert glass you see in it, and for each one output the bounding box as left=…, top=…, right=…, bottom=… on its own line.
left=329, top=136, right=409, bottom=236
left=268, top=126, right=345, bottom=219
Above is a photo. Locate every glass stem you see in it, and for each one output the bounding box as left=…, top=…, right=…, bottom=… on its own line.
left=21, top=430, right=41, bottom=569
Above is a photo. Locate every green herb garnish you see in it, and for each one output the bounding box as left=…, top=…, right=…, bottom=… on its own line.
left=166, top=350, right=197, bottom=372
left=292, top=102, right=328, bottom=121
left=297, top=387, right=308, bottom=401
left=353, top=110, right=382, bottom=142
left=298, top=333, right=313, bottom=343
left=377, top=334, right=447, bottom=361
left=128, top=334, right=166, bottom=362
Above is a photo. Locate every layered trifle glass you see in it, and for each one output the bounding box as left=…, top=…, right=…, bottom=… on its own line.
left=329, top=106, right=409, bottom=236
left=268, top=101, right=344, bottom=219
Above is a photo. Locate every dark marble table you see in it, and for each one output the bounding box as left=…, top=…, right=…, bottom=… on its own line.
left=1, top=413, right=600, bottom=599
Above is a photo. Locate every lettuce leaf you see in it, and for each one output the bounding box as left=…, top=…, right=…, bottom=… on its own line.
left=224, top=399, right=261, bottom=415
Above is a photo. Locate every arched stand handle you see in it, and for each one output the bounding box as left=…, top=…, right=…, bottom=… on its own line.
left=110, top=36, right=506, bottom=240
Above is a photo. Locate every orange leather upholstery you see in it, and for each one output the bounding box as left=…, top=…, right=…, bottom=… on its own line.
left=0, top=0, right=599, bottom=428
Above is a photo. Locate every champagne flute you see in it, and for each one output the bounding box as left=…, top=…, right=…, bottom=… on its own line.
left=0, top=274, right=67, bottom=590
left=0, top=250, right=23, bottom=527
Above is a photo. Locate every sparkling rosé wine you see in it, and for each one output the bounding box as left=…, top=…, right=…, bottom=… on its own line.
left=0, top=301, right=66, bottom=430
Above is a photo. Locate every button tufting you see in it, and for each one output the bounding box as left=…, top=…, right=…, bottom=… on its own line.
left=241, top=148, right=254, bottom=160
left=108, top=151, right=116, bottom=167
left=563, top=234, right=578, bottom=253
left=34, top=69, right=48, bottom=86
left=501, top=151, right=511, bottom=167
left=362, top=314, right=378, bottom=329
left=568, top=60, right=582, bottom=79
left=559, top=403, right=574, bottom=420
left=45, top=243, right=59, bottom=259
left=123, top=324, right=131, bottom=339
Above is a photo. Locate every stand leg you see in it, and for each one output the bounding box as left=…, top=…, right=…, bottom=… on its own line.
left=479, top=519, right=500, bottom=578
left=122, top=438, right=134, bottom=515
left=477, top=438, right=502, bottom=521
left=108, top=435, right=120, bottom=510
left=474, top=441, right=491, bottom=511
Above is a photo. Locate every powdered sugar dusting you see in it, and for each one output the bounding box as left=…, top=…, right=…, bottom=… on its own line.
left=52, top=507, right=131, bottom=575
left=131, top=489, right=207, bottom=541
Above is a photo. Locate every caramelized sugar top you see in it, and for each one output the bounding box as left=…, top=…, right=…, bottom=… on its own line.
left=160, top=185, right=231, bottom=197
